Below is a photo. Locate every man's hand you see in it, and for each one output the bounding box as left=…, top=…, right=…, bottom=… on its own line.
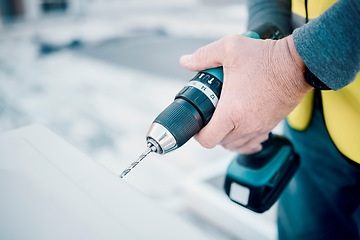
left=180, top=34, right=312, bottom=154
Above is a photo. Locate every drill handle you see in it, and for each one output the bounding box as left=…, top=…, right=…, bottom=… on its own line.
left=236, top=133, right=289, bottom=170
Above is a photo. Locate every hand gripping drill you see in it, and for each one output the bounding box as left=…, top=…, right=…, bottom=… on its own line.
left=120, top=23, right=300, bottom=213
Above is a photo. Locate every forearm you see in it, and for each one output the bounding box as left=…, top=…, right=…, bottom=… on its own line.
left=293, top=0, right=360, bottom=90
left=247, top=0, right=292, bottom=36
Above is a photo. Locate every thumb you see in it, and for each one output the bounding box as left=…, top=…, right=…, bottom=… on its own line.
left=179, top=39, right=224, bottom=72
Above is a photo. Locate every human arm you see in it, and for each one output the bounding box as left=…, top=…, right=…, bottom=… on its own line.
left=249, top=0, right=360, bottom=90
left=179, top=0, right=360, bottom=154
left=293, top=0, right=360, bottom=90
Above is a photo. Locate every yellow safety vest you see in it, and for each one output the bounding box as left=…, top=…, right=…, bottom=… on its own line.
left=288, top=0, right=360, bottom=164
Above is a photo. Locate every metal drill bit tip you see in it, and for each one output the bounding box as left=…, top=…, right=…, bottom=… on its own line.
left=120, top=145, right=154, bottom=178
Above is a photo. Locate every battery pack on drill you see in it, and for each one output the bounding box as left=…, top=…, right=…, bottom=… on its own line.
left=224, top=134, right=300, bottom=213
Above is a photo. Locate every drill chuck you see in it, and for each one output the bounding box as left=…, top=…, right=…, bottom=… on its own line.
left=146, top=70, right=223, bottom=154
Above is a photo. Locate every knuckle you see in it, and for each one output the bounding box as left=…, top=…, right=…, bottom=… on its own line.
left=196, top=133, right=217, bottom=149
left=243, top=145, right=262, bottom=155
left=199, top=139, right=216, bottom=149
left=222, top=143, right=233, bottom=151
left=224, top=33, right=240, bottom=42
left=260, top=133, right=270, bottom=142
left=224, top=34, right=241, bottom=53
left=194, top=45, right=209, bottom=62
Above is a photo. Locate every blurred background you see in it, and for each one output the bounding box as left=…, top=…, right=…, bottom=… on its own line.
left=0, top=0, right=279, bottom=239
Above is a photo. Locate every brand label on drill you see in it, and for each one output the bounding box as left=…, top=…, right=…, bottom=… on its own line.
left=185, top=81, right=219, bottom=107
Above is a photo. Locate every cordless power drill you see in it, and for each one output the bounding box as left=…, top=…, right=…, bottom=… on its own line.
left=120, top=23, right=300, bottom=213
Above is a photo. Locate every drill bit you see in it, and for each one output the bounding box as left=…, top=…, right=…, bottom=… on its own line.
left=120, top=144, right=156, bottom=178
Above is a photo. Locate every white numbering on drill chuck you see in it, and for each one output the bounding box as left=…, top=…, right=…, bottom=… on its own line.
left=184, top=81, right=219, bottom=107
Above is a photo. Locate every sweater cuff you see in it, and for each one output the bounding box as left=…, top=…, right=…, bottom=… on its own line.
left=293, top=0, right=360, bottom=91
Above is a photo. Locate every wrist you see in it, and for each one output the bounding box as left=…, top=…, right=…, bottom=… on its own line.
left=304, top=67, right=331, bottom=90
left=272, top=35, right=313, bottom=99
left=286, top=35, right=330, bottom=90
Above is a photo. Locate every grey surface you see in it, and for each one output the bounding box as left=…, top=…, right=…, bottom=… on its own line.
left=0, top=1, right=255, bottom=239
left=77, top=32, right=215, bottom=80
left=0, top=124, right=209, bottom=240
